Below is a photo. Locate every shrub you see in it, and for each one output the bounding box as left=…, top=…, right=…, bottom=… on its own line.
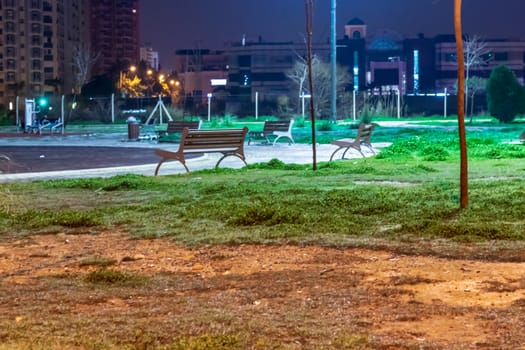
left=486, top=65, right=525, bottom=123
left=317, top=121, right=334, bottom=131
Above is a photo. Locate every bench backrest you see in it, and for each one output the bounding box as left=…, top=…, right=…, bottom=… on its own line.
left=357, top=123, right=374, bottom=144
left=166, top=120, right=202, bottom=134
left=179, top=127, right=249, bottom=151
left=262, top=120, right=293, bottom=134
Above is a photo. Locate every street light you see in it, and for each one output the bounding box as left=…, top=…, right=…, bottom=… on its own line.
left=207, top=93, right=212, bottom=121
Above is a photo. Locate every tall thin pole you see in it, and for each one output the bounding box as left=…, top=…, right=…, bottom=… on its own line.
left=352, top=90, right=356, bottom=120
left=61, top=95, right=65, bottom=135
left=305, top=0, right=316, bottom=170
left=330, top=0, right=337, bottom=121
left=454, top=0, right=468, bottom=208
left=207, top=93, right=212, bottom=121
left=397, top=90, right=401, bottom=119
left=111, top=93, right=115, bottom=123
left=16, top=96, right=20, bottom=131
left=255, top=91, right=259, bottom=120
left=444, top=88, right=448, bottom=118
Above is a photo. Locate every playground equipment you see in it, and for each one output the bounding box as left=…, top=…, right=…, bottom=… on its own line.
left=143, top=96, right=173, bottom=125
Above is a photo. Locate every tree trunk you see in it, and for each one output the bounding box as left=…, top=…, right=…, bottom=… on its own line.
left=454, top=0, right=469, bottom=208
left=305, top=0, right=317, bottom=170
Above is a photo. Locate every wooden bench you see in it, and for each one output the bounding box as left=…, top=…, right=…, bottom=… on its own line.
left=154, top=127, right=249, bottom=174
left=248, top=119, right=294, bottom=145
left=156, top=120, right=202, bottom=137
left=329, top=123, right=376, bottom=160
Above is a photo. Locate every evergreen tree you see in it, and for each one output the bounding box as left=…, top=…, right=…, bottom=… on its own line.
left=486, top=65, right=525, bottom=123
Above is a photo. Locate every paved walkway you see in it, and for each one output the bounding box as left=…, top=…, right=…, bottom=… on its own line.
left=0, top=132, right=387, bottom=182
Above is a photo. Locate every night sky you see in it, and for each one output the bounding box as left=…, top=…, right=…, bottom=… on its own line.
left=140, top=0, right=525, bottom=70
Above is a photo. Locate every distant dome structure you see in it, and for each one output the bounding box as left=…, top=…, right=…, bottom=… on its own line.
left=344, top=17, right=367, bottom=39
left=347, top=17, right=365, bottom=26
left=368, top=29, right=403, bottom=50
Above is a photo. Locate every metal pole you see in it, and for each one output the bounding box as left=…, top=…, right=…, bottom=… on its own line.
left=255, top=91, right=259, bottom=120
left=16, top=96, right=19, bottom=131
left=111, top=93, right=115, bottom=123
left=444, top=88, right=447, bottom=118
left=330, top=0, right=337, bottom=121
left=158, top=96, right=163, bottom=124
left=61, top=95, right=65, bottom=134
left=352, top=90, right=356, bottom=120
left=301, top=93, right=305, bottom=119
left=207, top=93, right=212, bottom=121
left=397, top=90, right=401, bottom=119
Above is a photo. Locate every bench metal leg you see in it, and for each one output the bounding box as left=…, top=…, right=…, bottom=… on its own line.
left=215, top=153, right=247, bottom=169
left=154, top=158, right=189, bottom=175
left=329, top=147, right=345, bottom=161
left=272, top=135, right=294, bottom=146
left=342, top=146, right=365, bottom=158
left=330, top=146, right=365, bottom=161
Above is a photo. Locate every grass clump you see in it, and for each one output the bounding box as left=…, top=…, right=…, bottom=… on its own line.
left=83, top=268, right=149, bottom=286
left=79, top=256, right=117, bottom=267
left=44, top=174, right=154, bottom=191
left=13, top=209, right=103, bottom=229
left=228, top=200, right=304, bottom=226
left=169, top=333, right=243, bottom=350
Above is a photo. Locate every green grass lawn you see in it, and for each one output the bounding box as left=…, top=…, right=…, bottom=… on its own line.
left=1, top=120, right=524, bottom=259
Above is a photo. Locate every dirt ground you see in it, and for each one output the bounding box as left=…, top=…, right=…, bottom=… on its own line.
left=1, top=232, right=524, bottom=349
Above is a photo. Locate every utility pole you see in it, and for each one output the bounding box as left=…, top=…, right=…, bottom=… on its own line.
left=330, top=0, right=337, bottom=121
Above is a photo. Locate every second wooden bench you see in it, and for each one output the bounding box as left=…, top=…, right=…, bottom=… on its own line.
left=156, top=120, right=202, bottom=138
left=248, top=119, right=294, bottom=145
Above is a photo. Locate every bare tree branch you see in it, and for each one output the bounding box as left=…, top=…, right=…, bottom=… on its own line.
left=72, top=44, right=100, bottom=94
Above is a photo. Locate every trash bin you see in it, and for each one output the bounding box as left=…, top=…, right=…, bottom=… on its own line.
left=127, top=116, right=140, bottom=140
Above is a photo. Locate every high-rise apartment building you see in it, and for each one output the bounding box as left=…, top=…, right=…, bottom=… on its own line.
left=0, top=0, right=88, bottom=107
left=90, top=0, right=140, bottom=76
left=0, top=0, right=140, bottom=108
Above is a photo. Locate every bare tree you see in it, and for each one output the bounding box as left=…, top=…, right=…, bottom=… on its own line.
left=454, top=0, right=468, bottom=209
left=464, top=35, right=488, bottom=119
left=287, top=55, right=308, bottom=112
left=288, top=56, right=350, bottom=118
left=466, top=76, right=487, bottom=120
left=72, top=44, right=100, bottom=94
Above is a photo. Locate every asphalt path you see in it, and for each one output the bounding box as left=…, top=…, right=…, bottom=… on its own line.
left=0, top=146, right=177, bottom=174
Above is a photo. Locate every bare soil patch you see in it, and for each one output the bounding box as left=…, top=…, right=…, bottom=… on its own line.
left=1, top=232, right=524, bottom=348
